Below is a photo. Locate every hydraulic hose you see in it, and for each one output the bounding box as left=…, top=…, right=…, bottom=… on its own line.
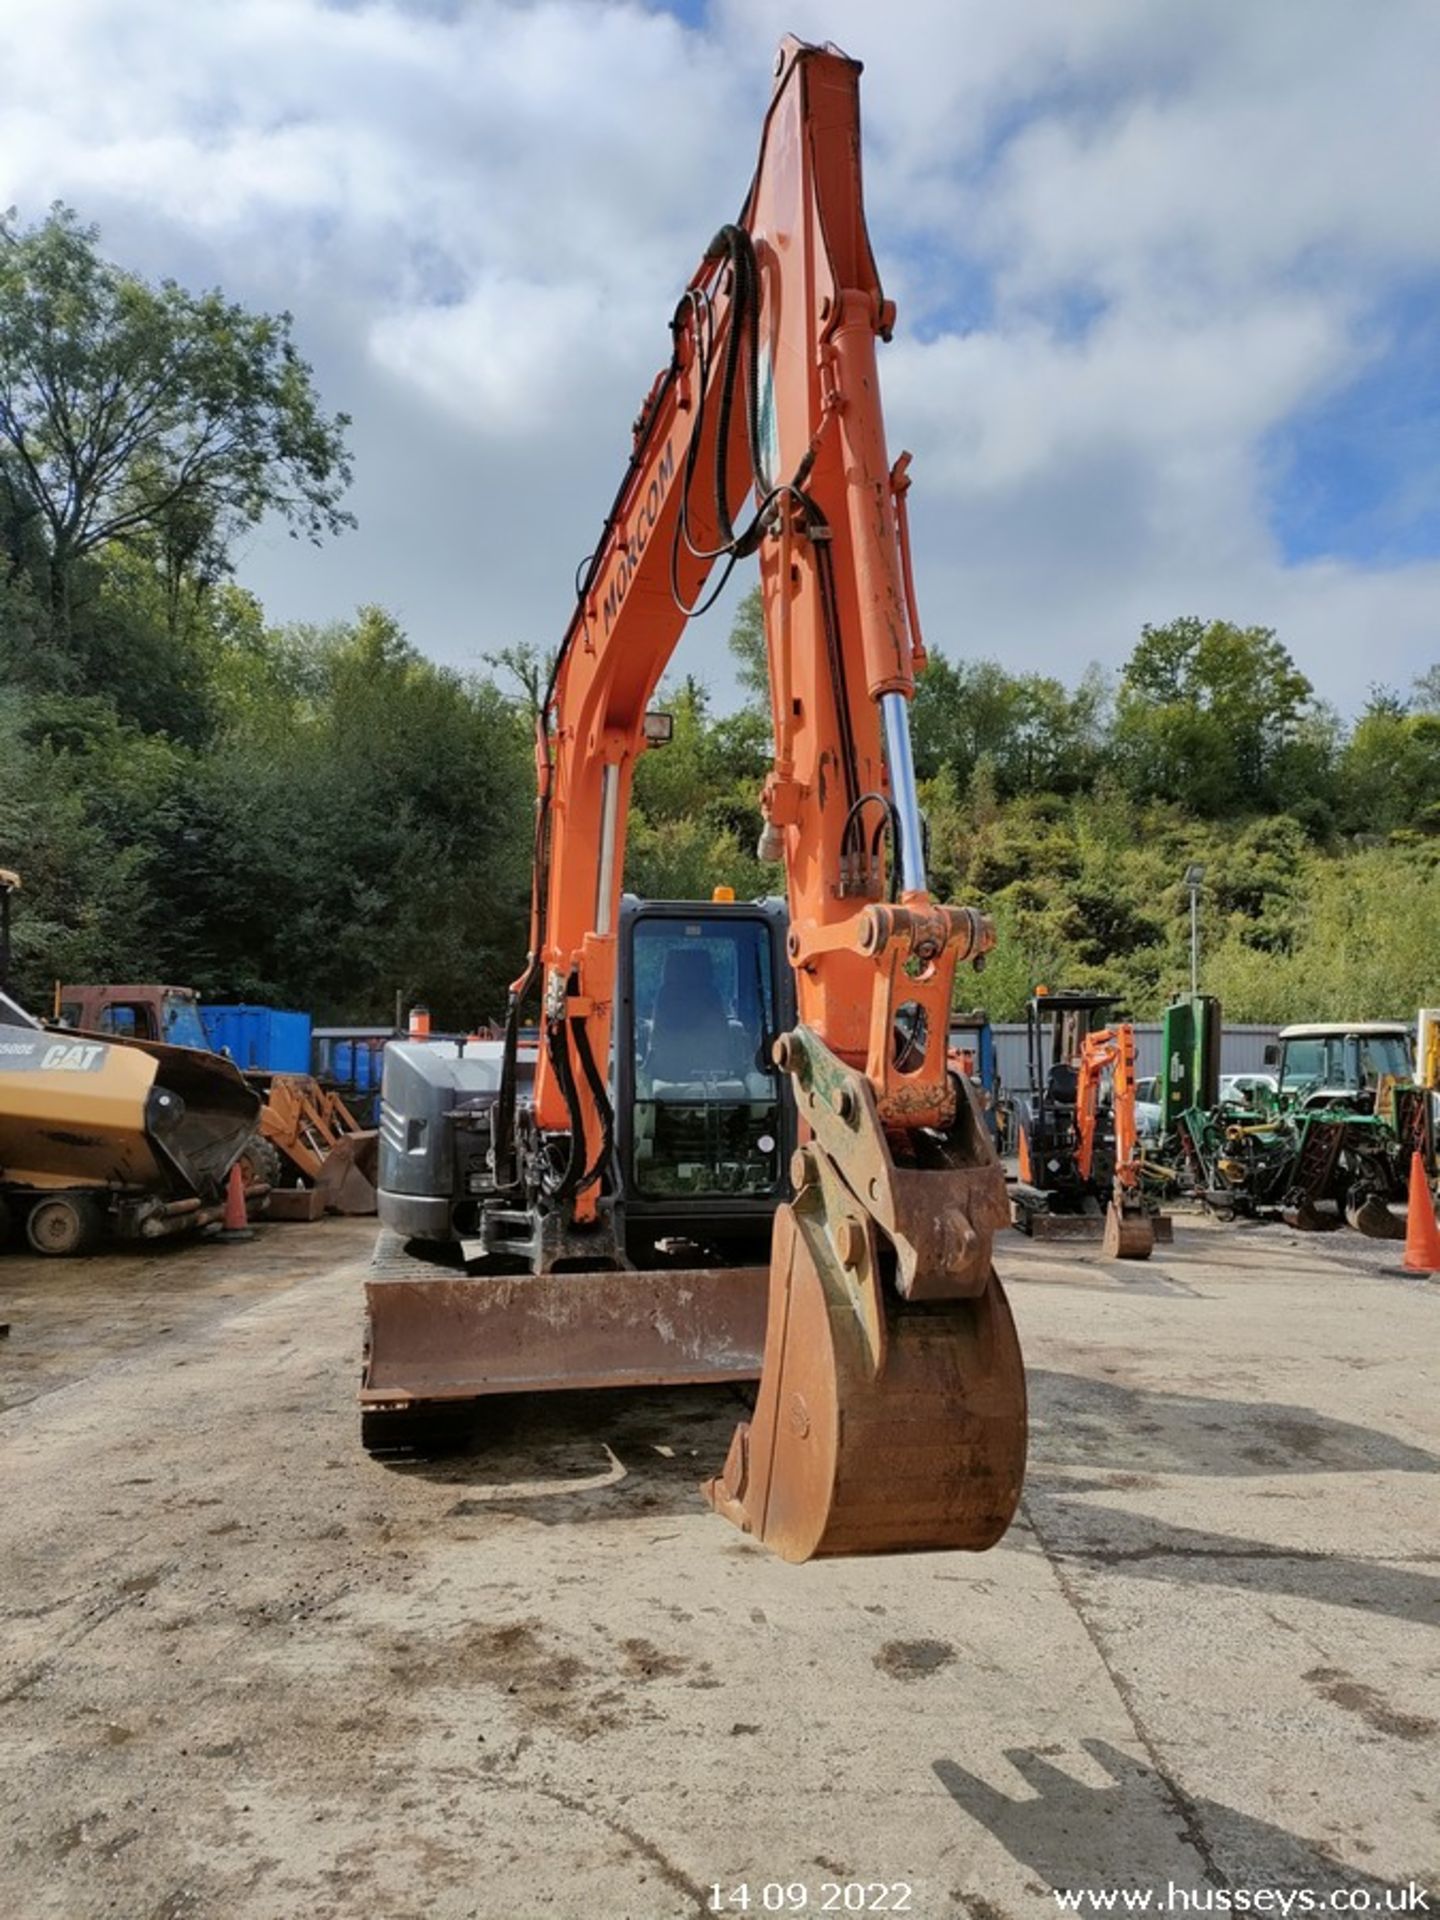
left=545, top=1015, right=589, bottom=1204
left=572, top=1014, right=615, bottom=1194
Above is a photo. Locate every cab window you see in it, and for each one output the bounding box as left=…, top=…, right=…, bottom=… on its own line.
left=162, top=994, right=212, bottom=1051
left=630, top=916, right=781, bottom=1200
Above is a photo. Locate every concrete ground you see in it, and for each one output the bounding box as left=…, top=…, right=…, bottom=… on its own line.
left=0, top=1215, right=1436, bottom=1920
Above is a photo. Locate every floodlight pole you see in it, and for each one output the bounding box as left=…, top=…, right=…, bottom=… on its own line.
left=1183, top=863, right=1206, bottom=999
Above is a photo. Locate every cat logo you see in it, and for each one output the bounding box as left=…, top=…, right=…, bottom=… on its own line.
left=40, top=1042, right=107, bottom=1072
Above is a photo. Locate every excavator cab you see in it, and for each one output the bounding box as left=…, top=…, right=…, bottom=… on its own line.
left=376, top=894, right=792, bottom=1259
left=622, top=903, right=792, bottom=1228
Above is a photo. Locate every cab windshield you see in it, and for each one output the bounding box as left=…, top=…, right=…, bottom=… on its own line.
left=162, top=994, right=212, bottom=1051
left=1280, top=1032, right=1411, bottom=1094
left=631, top=916, right=782, bottom=1199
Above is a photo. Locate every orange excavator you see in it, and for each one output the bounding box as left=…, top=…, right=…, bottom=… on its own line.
left=366, top=37, right=1027, bottom=1561
left=1075, top=1024, right=1156, bottom=1259
left=1012, top=991, right=1162, bottom=1259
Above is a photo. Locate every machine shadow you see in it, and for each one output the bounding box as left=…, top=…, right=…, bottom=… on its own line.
left=1024, top=1496, right=1440, bottom=1626
left=1026, top=1368, right=1439, bottom=1478
left=934, top=1738, right=1405, bottom=1898
left=374, top=1381, right=754, bottom=1526
left=1024, top=1370, right=1440, bottom=1625
left=373, top=1366, right=1440, bottom=1547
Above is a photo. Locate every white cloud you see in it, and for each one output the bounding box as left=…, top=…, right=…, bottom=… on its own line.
left=0, top=0, right=1436, bottom=711
left=372, top=278, right=631, bottom=434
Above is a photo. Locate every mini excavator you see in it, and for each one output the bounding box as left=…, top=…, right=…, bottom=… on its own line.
left=1011, top=990, right=1165, bottom=1257
left=366, top=37, right=1027, bottom=1562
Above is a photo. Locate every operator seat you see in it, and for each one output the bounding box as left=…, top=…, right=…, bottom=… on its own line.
left=1046, top=1061, right=1078, bottom=1106
left=645, top=947, right=745, bottom=1082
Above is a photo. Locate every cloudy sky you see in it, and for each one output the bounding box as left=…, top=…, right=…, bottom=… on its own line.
left=3, top=0, right=1437, bottom=715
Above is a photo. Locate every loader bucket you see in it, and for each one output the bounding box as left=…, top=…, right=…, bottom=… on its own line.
left=362, top=1256, right=769, bottom=1434
left=315, top=1131, right=379, bottom=1215
left=703, top=1203, right=1027, bottom=1562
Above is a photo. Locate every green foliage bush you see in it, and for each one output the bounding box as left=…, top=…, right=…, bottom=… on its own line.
left=707, top=592, right=1440, bottom=1024
left=2, top=213, right=1435, bottom=1035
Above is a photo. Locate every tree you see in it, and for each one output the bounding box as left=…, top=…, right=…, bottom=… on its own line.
left=157, top=609, right=534, bottom=1022
left=1340, top=694, right=1440, bottom=836
left=485, top=641, right=555, bottom=722
left=0, top=204, right=353, bottom=634
left=1113, top=617, right=1318, bottom=815
left=727, top=584, right=769, bottom=707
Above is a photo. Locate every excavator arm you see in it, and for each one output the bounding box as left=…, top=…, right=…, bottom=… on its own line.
left=1076, top=1025, right=1155, bottom=1260
left=1076, top=1026, right=1142, bottom=1192
left=489, top=37, right=1026, bottom=1559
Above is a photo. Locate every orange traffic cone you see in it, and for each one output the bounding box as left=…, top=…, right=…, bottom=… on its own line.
left=218, top=1160, right=255, bottom=1243
left=1402, top=1153, right=1440, bottom=1274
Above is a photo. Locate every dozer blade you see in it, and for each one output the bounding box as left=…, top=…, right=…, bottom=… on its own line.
left=362, top=1258, right=769, bottom=1415
left=1021, top=1211, right=1105, bottom=1242
left=703, top=1203, right=1027, bottom=1562
left=1103, top=1197, right=1155, bottom=1261
left=1010, top=1189, right=1104, bottom=1240
left=315, top=1131, right=379, bottom=1215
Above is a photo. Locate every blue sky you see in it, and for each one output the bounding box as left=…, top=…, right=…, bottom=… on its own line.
left=1267, top=278, right=1440, bottom=571
left=1, top=0, right=1436, bottom=715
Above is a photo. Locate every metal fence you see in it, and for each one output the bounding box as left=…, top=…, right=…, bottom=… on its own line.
left=991, top=1022, right=1280, bottom=1092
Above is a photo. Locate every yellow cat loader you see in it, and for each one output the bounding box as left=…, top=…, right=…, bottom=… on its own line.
left=58, top=984, right=379, bottom=1216
left=0, top=987, right=258, bottom=1256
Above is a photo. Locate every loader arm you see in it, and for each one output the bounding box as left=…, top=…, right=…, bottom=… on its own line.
left=493, top=36, right=1025, bottom=1560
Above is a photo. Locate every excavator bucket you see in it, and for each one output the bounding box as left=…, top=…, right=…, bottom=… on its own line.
left=702, top=1029, right=1027, bottom=1562
left=1345, top=1194, right=1406, bottom=1240
left=313, top=1129, right=379, bottom=1215
left=1102, top=1196, right=1155, bottom=1261
left=703, top=1203, right=1026, bottom=1561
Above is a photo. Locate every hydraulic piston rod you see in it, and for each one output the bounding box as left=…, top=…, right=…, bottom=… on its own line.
left=881, top=691, right=927, bottom=898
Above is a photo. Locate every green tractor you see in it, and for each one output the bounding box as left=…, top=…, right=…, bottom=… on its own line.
left=1160, top=1008, right=1429, bottom=1238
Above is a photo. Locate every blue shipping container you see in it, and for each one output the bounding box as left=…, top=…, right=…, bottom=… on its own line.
left=202, top=1003, right=313, bottom=1074
left=312, top=1032, right=388, bottom=1094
